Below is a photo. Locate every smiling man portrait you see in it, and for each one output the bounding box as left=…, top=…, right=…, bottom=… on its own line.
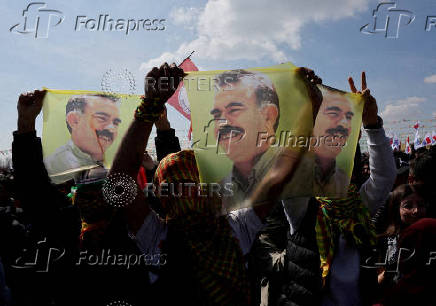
left=44, top=94, right=121, bottom=184
left=311, top=86, right=355, bottom=195
left=209, top=69, right=281, bottom=212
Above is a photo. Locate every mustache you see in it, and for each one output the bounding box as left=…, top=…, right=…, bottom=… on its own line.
left=325, top=125, right=349, bottom=137
left=218, top=125, right=245, bottom=138
left=95, top=129, right=114, bottom=142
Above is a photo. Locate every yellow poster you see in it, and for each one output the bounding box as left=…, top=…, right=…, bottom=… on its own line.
left=186, top=63, right=364, bottom=212
left=42, top=89, right=141, bottom=184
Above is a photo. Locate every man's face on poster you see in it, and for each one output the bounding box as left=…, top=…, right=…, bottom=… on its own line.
left=67, top=96, right=121, bottom=157
left=210, top=82, right=278, bottom=164
left=313, top=91, right=354, bottom=159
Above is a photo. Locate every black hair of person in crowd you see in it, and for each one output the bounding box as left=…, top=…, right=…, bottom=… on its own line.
left=375, top=183, right=431, bottom=301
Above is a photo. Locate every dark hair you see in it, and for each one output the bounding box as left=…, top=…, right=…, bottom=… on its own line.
left=381, top=184, right=429, bottom=237
left=409, top=152, right=435, bottom=185
left=215, top=70, right=280, bottom=131
left=65, top=94, right=119, bottom=133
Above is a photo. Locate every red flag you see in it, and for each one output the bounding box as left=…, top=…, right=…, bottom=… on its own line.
left=424, top=133, right=432, bottom=146
left=166, top=58, right=198, bottom=121
left=413, top=121, right=420, bottom=130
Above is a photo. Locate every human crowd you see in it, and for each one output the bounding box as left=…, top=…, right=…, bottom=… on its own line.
left=0, top=63, right=435, bottom=306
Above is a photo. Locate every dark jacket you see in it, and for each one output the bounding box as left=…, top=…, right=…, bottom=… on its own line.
left=249, top=200, right=322, bottom=306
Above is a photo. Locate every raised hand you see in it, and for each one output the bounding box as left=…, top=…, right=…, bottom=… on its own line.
left=144, top=62, right=186, bottom=102
left=348, top=72, right=378, bottom=127
left=296, top=67, right=323, bottom=122
left=17, top=90, right=46, bottom=133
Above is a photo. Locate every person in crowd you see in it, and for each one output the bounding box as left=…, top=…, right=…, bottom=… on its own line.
left=408, top=152, right=435, bottom=187
left=373, top=150, right=436, bottom=235
left=107, top=62, right=321, bottom=305
left=248, top=72, right=396, bottom=306
left=11, top=90, right=82, bottom=305
left=0, top=257, right=11, bottom=306
left=376, top=184, right=430, bottom=295
left=380, top=218, right=436, bottom=306
left=137, top=106, right=181, bottom=189
left=11, top=90, right=154, bottom=306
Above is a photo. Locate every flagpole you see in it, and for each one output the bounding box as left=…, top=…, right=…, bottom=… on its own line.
left=178, top=51, right=195, bottom=67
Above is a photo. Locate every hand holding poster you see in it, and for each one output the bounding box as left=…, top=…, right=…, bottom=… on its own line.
left=41, top=62, right=363, bottom=211
left=186, top=63, right=363, bottom=212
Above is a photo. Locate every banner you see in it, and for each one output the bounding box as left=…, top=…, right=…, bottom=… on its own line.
left=187, top=63, right=364, bottom=213
left=42, top=89, right=142, bottom=184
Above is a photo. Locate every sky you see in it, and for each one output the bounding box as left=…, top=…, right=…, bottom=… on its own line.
left=1, top=0, right=436, bottom=152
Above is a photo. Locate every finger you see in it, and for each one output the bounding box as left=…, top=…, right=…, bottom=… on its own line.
left=348, top=77, right=357, bottom=93
left=361, top=71, right=367, bottom=91
left=34, top=90, right=46, bottom=100
left=160, top=62, right=170, bottom=78
left=301, top=67, right=314, bottom=76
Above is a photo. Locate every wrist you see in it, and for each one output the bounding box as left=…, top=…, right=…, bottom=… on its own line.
left=156, top=120, right=171, bottom=131
left=363, top=115, right=383, bottom=129
left=17, top=118, right=35, bottom=134
left=135, top=96, right=165, bottom=123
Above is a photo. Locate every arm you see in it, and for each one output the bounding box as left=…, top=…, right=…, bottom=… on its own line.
left=13, top=90, right=80, bottom=243
left=360, top=124, right=396, bottom=215
left=154, top=107, right=181, bottom=161
left=251, top=67, right=322, bottom=221
left=110, top=63, right=185, bottom=234
left=348, top=72, right=396, bottom=215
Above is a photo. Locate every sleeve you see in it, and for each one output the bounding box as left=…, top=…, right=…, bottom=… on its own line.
left=12, top=131, right=80, bottom=246
left=227, top=207, right=264, bottom=256
left=359, top=127, right=397, bottom=215
left=154, top=128, right=181, bottom=162
left=133, top=210, right=168, bottom=256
